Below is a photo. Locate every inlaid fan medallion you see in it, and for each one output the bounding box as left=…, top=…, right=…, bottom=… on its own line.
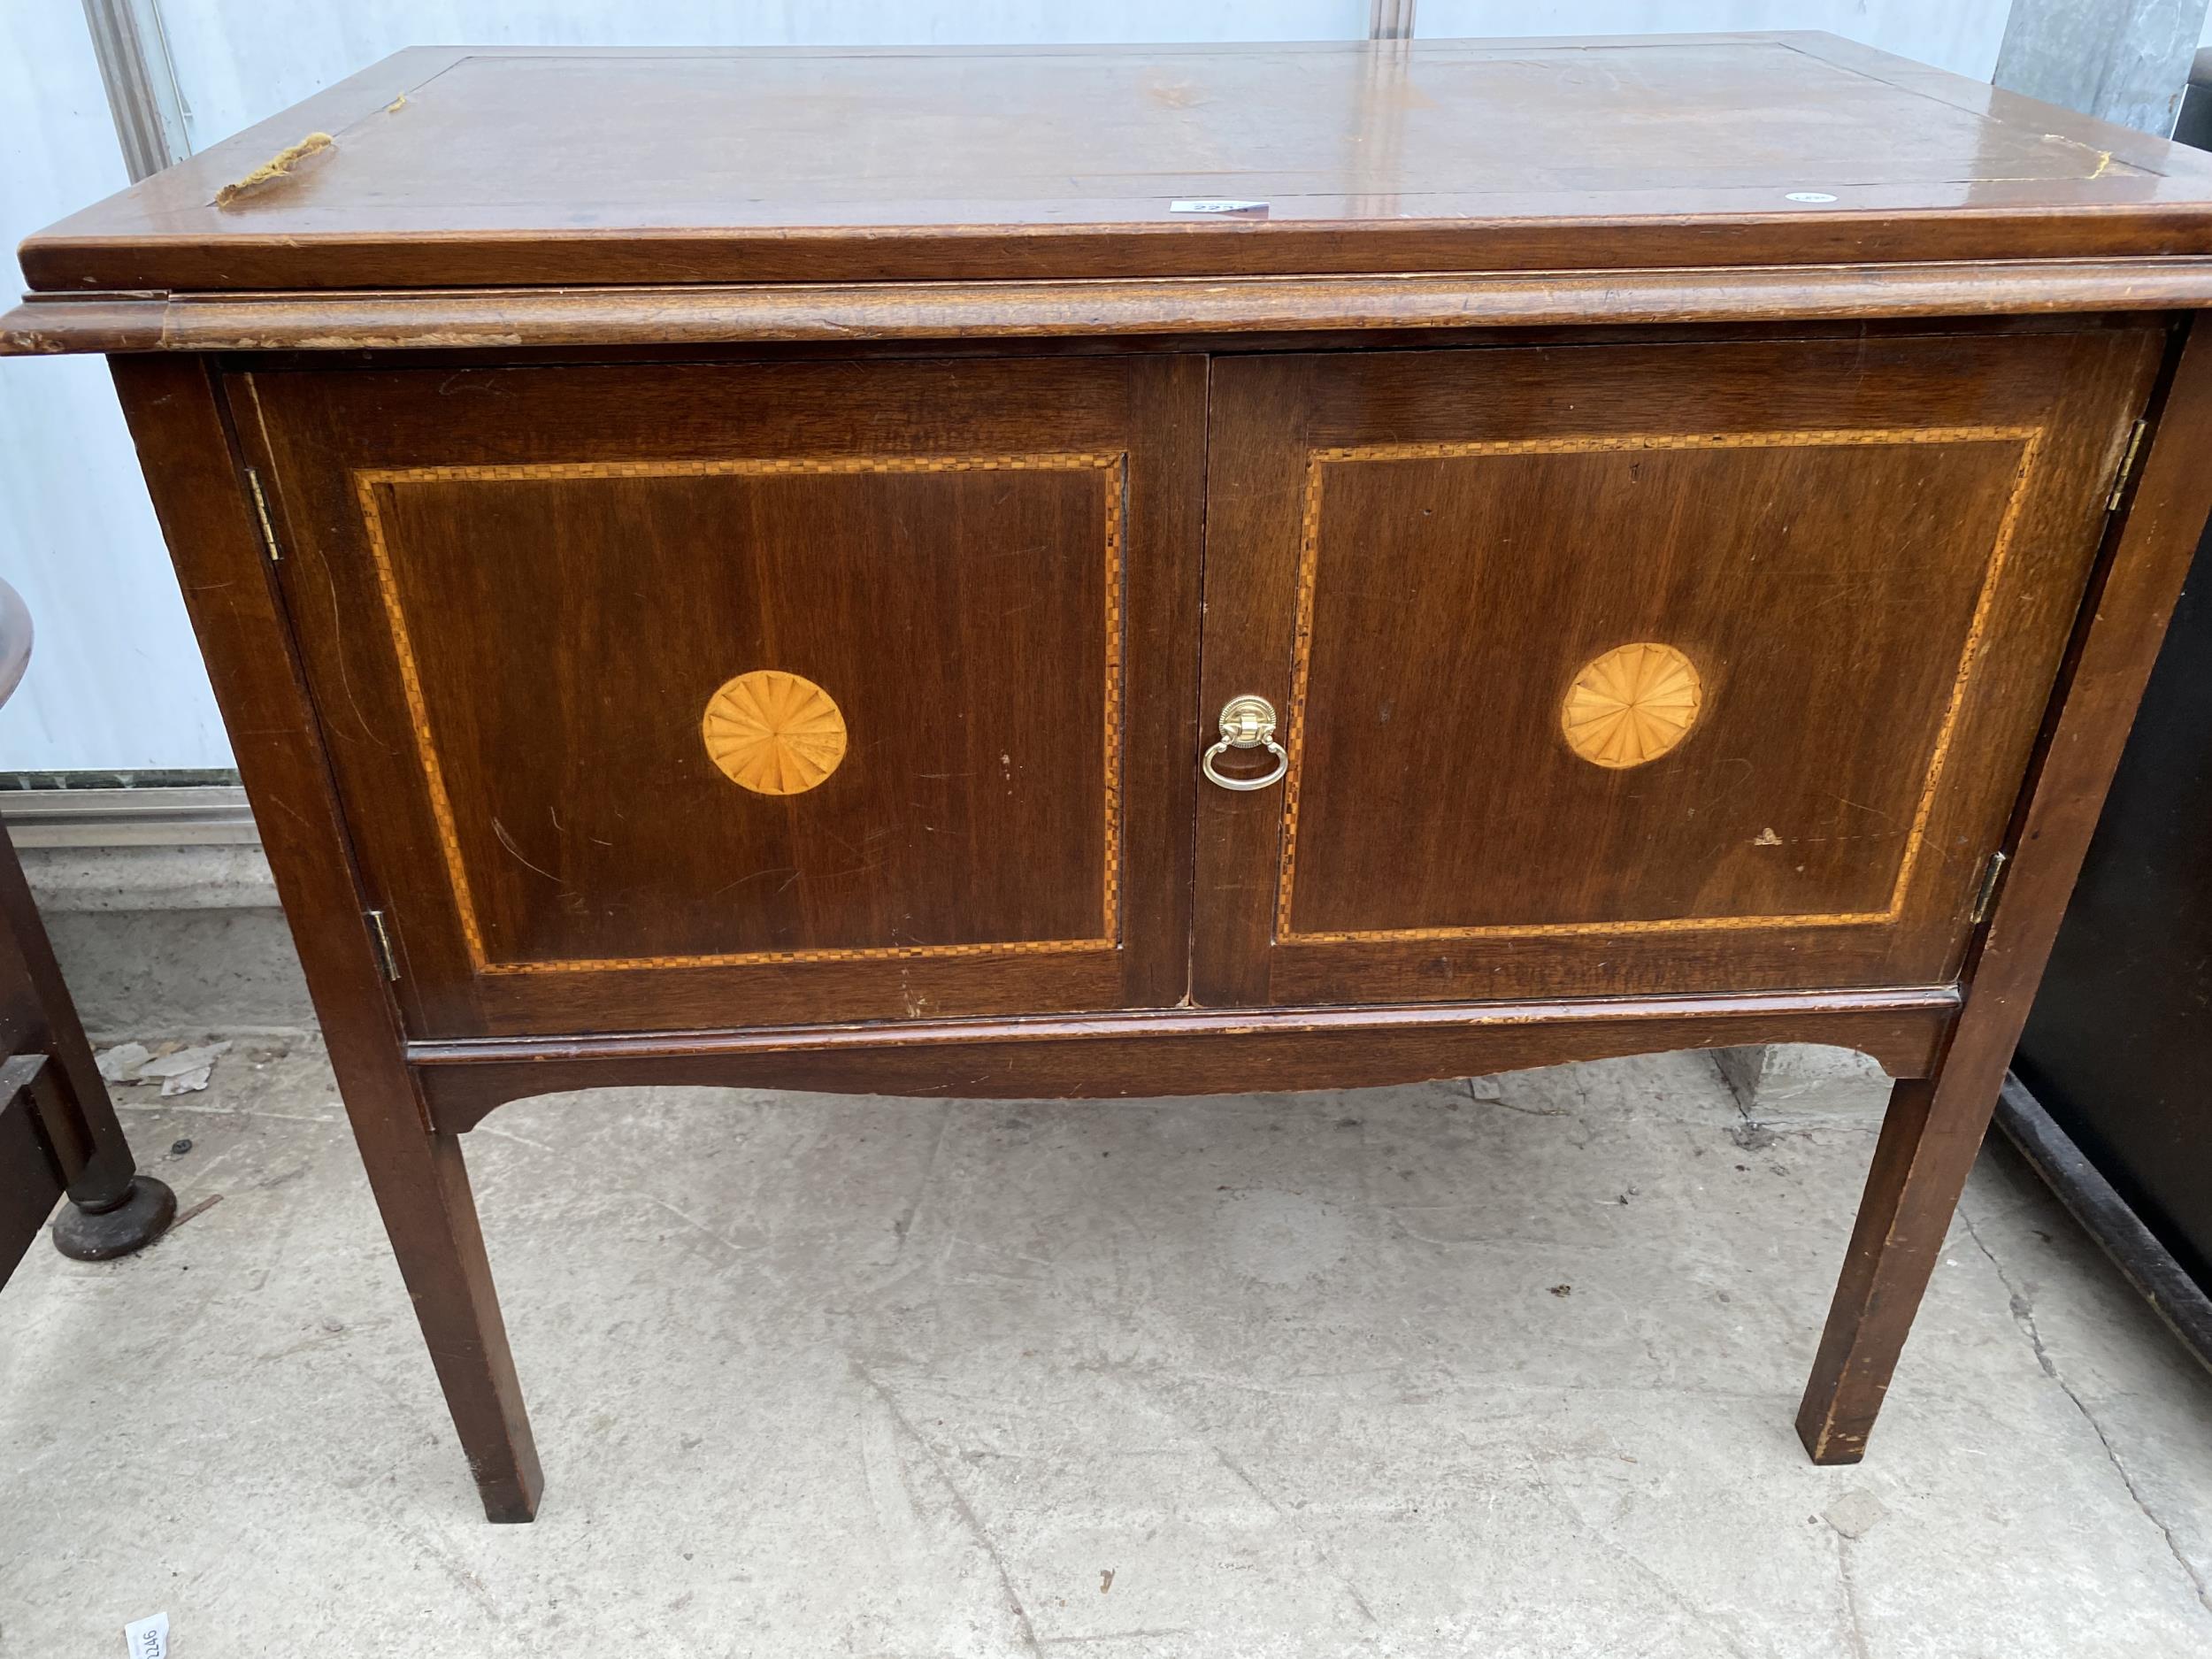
left=702, top=670, right=849, bottom=795
left=1561, top=642, right=1704, bottom=770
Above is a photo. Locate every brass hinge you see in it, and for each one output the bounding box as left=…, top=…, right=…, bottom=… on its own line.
left=1970, top=850, right=2009, bottom=926
left=243, top=465, right=282, bottom=561
left=2106, top=419, right=2148, bottom=512
left=365, top=909, right=401, bottom=981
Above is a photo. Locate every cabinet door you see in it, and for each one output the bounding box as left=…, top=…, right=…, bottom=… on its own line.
left=242, top=355, right=1202, bottom=1037
left=1194, top=331, right=2160, bottom=1006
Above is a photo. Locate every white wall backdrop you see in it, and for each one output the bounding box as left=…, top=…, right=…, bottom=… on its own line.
left=0, top=4, right=232, bottom=772
left=0, top=1, right=2041, bottom=772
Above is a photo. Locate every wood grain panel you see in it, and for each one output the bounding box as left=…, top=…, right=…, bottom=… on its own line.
left=241, top=355, right=1203, bottom=1036
left=1279, top=425, right=2039, bottom=940
left=352, top=452, right=1124, bottom=972
left=1195, top=330, right=2162, bottom=1005
left=21, top=36, right=2212, bottom=293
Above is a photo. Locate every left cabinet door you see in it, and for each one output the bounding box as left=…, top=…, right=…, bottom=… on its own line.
left=237, top=354, right=1204, bottom=1037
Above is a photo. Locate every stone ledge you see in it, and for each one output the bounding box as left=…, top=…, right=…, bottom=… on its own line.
left=20, top=841, right=311, bottom=1038
left=21, top=841, right=279, bottom=911
left=1717, top=1041, right=1893, bottom=1122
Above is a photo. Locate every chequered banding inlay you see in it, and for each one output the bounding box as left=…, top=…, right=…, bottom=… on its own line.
left=354, top=451, right=1127, bottom=973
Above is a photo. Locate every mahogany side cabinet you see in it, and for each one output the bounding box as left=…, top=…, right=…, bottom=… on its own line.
left=11, top=35, right=2212, bottom=1521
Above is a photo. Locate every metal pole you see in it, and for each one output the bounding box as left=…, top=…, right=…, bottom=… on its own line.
left=78, top=0, right=190, bottom=181
left=1369, top=0, right=1416, bottom=42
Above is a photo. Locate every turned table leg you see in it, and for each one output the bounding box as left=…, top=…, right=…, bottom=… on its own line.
left=0, top=812, right=177, bottom=1263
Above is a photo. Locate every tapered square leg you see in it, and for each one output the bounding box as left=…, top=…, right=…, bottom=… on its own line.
left=357, top=1124, right=542, bottom=1522
left=1795, top=326, right=2212, bottom=1461
left=111, top=356, right=546, bottom=1520
left=1795, top=1072, right=1996, bottom=1463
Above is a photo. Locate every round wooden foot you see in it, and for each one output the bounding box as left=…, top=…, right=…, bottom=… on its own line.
left=50, top=1175, right=177, bottom=1261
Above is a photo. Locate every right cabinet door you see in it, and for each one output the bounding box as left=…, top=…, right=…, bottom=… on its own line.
left=1193, top=329, right=2162, bottom=1007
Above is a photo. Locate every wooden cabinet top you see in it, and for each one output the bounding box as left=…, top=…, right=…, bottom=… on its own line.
left=23, top=33, right=2212, bottom=296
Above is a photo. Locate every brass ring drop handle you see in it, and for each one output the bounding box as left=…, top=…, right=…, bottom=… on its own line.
left=1201, top=694, right=1288, bottom=792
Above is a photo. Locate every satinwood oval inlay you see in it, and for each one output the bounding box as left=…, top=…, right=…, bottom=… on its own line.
left=1561, top=642, right=1704, bottom=770
left=702, top=670, right=849, bottom=795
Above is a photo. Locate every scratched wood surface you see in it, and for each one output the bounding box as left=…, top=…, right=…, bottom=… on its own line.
left=239, top=353, right=1205, bottom=1037
left=19, top=35, right=2212, bottom=295
left=1194, top=328, right=2161, bottom=1006
left=40, top=39, right=2212, bottom=1509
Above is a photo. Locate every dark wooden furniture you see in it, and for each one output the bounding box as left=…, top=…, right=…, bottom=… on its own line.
left=0, top=580, right=173, bottom=1276
left=11, top=34, right=2212, bottom=1521
left=1997, top=52, right=2212, bottom=1377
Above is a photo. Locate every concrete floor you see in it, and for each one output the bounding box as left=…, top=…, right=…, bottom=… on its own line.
left=4, top=1041, right=2210, bottom=1658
